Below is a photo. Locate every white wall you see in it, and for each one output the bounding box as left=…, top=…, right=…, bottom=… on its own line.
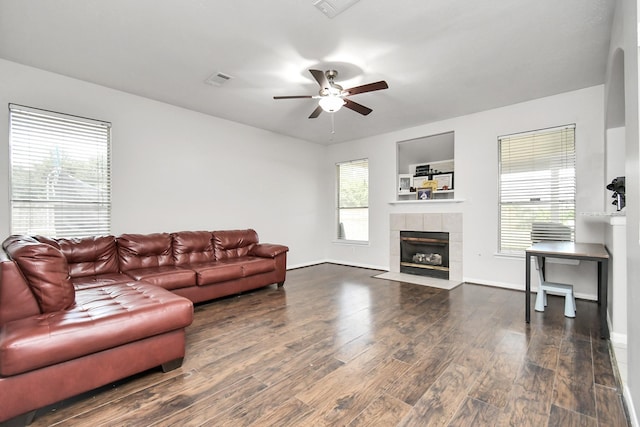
left=325, top=86, right=606, bottom=297
left=605, top=0, right=640, bottom=423
left=0, top=59, right=326, bottom=268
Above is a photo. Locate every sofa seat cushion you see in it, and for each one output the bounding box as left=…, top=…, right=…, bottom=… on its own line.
left=192, top=257, right=276, bottom=286
left=124, top=266, right=196, bottom=290
left=0, top=282, right=193, bottom=376
left=72, top=273, right=136, bottom=291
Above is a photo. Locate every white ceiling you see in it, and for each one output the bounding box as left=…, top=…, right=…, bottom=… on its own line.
left=0, top=0, right=615, bottom=145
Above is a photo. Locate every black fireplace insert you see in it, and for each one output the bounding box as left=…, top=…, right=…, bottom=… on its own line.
left=400, top=231, right=449, bottom=279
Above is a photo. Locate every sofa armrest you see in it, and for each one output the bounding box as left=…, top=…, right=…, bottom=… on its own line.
left=249, top=244, right=289, bottom=258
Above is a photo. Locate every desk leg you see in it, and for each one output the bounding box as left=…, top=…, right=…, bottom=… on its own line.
left=599, top=259, right=609, bottom=339
left=525, top=252, right=531, bottom=323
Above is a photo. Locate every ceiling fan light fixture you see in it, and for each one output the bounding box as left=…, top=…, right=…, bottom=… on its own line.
left=319, top=95, right=345, bottom=112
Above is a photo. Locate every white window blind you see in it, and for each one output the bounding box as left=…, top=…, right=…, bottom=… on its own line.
left=499, top=125, right=576, bottom=254
left=9, top=104, right=112, bottom=238
left=337, top=159, right=369, bottom=241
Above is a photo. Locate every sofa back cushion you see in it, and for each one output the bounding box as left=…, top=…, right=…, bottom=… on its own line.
left=118, top=233, right=174, bottom=271
left=2, top=235, right=75, bottom=313
left=0, top=252, right=41, bottom=326
left=213, top=229, right=259, bottom=260
left=38, top=235, right=120, bottom=279
left=172, top=231, right=215, bottom=265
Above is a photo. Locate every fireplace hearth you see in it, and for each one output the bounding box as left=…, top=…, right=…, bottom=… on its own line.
left=400, top=231, right=449, bottom=279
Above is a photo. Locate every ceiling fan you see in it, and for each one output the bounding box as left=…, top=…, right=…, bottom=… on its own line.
left=274, top=69, right=388, bottom=119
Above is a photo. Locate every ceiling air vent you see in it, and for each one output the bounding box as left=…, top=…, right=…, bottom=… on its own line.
left=312, top=0, right=361, bottom=18
left=204, top=72, right=233, bottom=87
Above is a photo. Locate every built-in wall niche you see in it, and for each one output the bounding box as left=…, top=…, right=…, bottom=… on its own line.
left=397, top=131, right=455, bottom=201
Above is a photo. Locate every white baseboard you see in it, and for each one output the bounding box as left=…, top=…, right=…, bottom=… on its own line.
left=287, top=260, right=386, bottom=272
left=286, top=260, right=326, bottom=270
left=624, top=383, right=639, bottom=427
left=324, top=259, right=387, bottom=271
left=462, top=277, right=524, bottom=291
left=462, top=277, right=597, bottom=300
left=610, top=332, right=628, bottom=347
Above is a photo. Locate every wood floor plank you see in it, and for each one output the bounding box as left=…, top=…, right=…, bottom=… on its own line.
left=526, top=330, right=561, bottom=370
left=467, top=331, right=528, bottom=408
left=501, top=362, right=556, bottom=424
left=592, top=338, right=618, bottom=388
left=149, top=375, right=268, bottom=427
left=398, top=363, right=480, bottom=427
left=467, top=356, right=520, bottom=409
left=30, top=369, right=183, bottom=426
left=595, top=384, right=628, bottom=427
left=447, top=397, right=502, bottom=426
left=557, top=337, right=594, bottom=382
left=548, top=404, right=597, bottom=427
left=22, top=264, right=628, bottom=427
left=252, top=339, right=345, bottom=387
left=298, top=356, right=411, bottom=426
left=295, top=342, right=392, bottom=406
left=553, top=374, right=596, bottom=418
left=346, top=393, right=412, bottom=426
left=247, top=397, right=314, bottom=426
left=386, top=343, right=456, bottom=406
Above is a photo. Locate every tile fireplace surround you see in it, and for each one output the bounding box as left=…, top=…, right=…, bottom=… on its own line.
left=390, top=213, right=463, bottom=282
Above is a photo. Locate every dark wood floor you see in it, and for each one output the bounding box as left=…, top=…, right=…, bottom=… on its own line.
left=30, top=264, right=628, bottom=426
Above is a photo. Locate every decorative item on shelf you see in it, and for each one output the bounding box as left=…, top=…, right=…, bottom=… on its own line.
left=431, top=172, right=454, bottom=190
left=413, top=177, right=438, bottom=192
left=398, top=174, right=412, bottom=193
left=606, top=176, right=625, bottom=211
left=415, top=164, right=431, bottom=177
left=416, top=187, right=433, bottom=200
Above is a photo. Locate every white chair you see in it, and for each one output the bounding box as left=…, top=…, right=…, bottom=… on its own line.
left=534, top=256, right=576, bottom=318
left=530, top=223, right=576, bottom=318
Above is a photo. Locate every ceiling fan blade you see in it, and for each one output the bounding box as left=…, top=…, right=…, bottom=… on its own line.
left=344, top=81, right=388, bottom=96
left=309, top=69, right=330, bottom=89
left=273, top=95, right=313, bottom=99
left=344, top=98, right=372, bottom=116
left=308, top=105, right=323, bottom=119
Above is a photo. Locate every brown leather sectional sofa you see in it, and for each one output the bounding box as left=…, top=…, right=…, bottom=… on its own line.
left=0, top=229, right=288, bottom=425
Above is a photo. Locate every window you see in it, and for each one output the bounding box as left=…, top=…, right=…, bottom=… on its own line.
left=499, top=125, right=576, bottom=254
left=9, top=104, right=112, bottom=238
left=337, top=159, right=369, bottom=241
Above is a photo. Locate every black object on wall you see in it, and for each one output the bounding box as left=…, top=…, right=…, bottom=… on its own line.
left=606, top=176, right=625, bottom=211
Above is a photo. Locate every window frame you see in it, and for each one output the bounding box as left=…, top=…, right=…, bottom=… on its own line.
left=8, top=104, right=112, bottom=238
left=336, top=158, right=369, bottom=243
left=498, top=124, right=576, bottom=255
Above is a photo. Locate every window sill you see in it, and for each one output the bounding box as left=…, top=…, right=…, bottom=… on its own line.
left=494, top=252, right=524, bottom=260
left=332, top=239, right=370, bottom=246
left=494, top=251, right=579, bottom=265
left=389, top=198, right=465, bottom=205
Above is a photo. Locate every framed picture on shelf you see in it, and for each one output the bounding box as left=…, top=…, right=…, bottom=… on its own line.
left=416, top=187, right=433, bottom=200
left=413, top=177, right=437, bottom=192
left=432, top=172, right=454, bottom=190
left=398, top=174, right=412, bottom=193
